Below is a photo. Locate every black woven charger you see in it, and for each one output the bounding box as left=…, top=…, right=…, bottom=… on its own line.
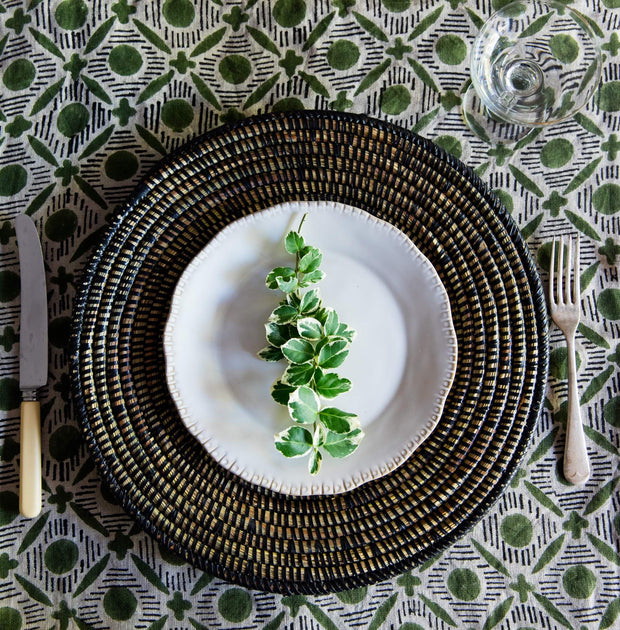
left=71, top=111, right=548, bottom=594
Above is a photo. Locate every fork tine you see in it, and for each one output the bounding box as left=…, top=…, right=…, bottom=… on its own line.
left=558, top=235, right=564, bottom=304
left=565, top=235, right=573, bottom=304
left=550, top=238, right=556, bottom=305
left=574, top=234, right=580, bottom=303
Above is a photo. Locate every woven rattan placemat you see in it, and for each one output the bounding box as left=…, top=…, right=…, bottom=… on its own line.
left=71, top=111, right=548, bottom=594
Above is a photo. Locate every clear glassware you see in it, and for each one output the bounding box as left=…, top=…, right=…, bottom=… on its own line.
left=462, top=0, right=602, bottom=144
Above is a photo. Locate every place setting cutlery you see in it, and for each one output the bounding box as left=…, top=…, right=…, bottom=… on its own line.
left=15, top=214, right=48, bottom=518
left=549, top=235, right=590, bottom=486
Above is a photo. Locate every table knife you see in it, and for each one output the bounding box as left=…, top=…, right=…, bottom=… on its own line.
left=15, top=214, right=47, bottom=518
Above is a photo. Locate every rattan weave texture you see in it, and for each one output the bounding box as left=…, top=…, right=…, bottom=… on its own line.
left=72, top=111, right=548, bottom=594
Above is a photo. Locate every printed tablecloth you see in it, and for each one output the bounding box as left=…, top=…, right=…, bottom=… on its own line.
left=1, top=0, right=619, bottom=628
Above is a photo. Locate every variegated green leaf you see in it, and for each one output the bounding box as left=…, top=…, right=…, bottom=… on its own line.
left=532, top=534, right=565, bottom=573
left=482, top=597, right=514, bottom=630
left=565, top=209, right=601, bottom=241
left=600, top=597, right=620, bottom=630
left=368, top=593, right=398, bottom=630
left=84, top=16, right=116, bottom=54
left=70, top=501, right=109, bottom=537
left=584, top=475, right=620, bottom=515
left=578, top=323, right=610, bottom=348
left=73, top=554, right=110, bottom=597
left=17, top=511, right=50, bottom=554
left=509, top=165, right=544, bottom=197
left=78, top=125, right=116, bottom=160
left=524, top=481, right=563, bottom=516
left=532, top=592, right=572, bottom=629
left=408, top=6, right=443, bottom=40
left=27, top=135, right=59, bottom=166
left=472, top=539, right=510, bottom=577
left=563, top=157, right=603, bottom=194
left=354, top=59, right=391, bottom=95
left=15, top=574, right=53, bottom=606
left=583, top=426, right=619, bottom=455
left=131, top=554, right=170, bottom=594
left=134, top=19, right=171, bottom=53
left=247, top=26, right=280, bottom=56
left=408, top=58, right=439, bottom=92
left=190, top=27, right=226, bottom=57
left=30, top=78, right=65, bottom=116
left=419, top=594, right=456, bottom=626
left=581, top=366, right=614, bottom=404
left=136, top=70, right=174, bottom=105
left=353, top=12, right=388, bottom=41
left=136, top=124, right=167, bottom=155
left=302, top=12, right=335, bottom=52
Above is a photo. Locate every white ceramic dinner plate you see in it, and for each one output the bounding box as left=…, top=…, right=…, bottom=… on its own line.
left=164, top=201, right=458, bottom=495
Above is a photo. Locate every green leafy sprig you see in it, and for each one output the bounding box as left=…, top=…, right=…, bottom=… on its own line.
left=258, top=217, right=363, bottom=475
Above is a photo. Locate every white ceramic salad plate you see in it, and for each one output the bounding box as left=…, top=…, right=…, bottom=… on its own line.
left=164, top=201, right=458, bottom=495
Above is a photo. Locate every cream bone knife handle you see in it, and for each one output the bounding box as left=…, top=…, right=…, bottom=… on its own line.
left=20, top=400, right=42, bottom=518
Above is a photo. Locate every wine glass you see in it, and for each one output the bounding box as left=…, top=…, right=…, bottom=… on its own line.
left=462, top=0, right=602, bottom=144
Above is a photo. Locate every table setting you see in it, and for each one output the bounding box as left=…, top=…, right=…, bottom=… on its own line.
left=1, top=0, right=619, bottom=628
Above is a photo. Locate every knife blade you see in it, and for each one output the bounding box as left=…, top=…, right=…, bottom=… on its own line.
left=15, top=214, right=47, bottom=518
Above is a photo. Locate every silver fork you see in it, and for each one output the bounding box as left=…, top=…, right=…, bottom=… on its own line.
left=549, top=235, right=590, bottom=485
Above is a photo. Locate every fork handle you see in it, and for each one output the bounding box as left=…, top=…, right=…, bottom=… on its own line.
left=564, top=337, right=590, bottom=485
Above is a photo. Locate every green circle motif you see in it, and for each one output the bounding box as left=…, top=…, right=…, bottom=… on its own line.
left=383, top=0, right=411, bottom=11
left=273, top=0, right=306, bottom=27
left=108, top=45, right=143, bottom=76
left=0, top=271, right=19, bottom=302
left=161, top=99, right=194, bottom=132
left=272, top=98, right=305, bottom=112
left=218, top=588, right=252, bottom=623
left=494, top=0, right=526, bottom=15
left=399, top=624, right=425, bottom=630
left=105, top=151, right=139, bottom=181
left=103, top=587, right=137, bottom=621
left=336, top=586, right=367, bottom=604
left=493, top=189, right=514, bottom=214
left=3, top=59, right=36, bottom=91
left=381, top=85, right=411, bottom=115
left=0, top=377, right=20, bottom=411
left=57, top=103, right=89, bottom=137
left=436, top=35, right=467, bottom=65
left=45, top=208, right=78, bottom=242
left=540, top=138, right=574, bottom=168
left=550, top=34, right=580, bottom=64
left=563, top=565, right=596, bottom=599
left=593, top=183, right=620, bottom=216
left=45, top=539, right=79, bottom=574
left=49, top=425, right=83, bottom=461
left=0, top=165, right=27, bottom=196
left=603, top=396, right=620, bottom=428
left=500, top=514, right=533, bottom=547
left=549, top=347, right=581, bottom=381
left=55, top=0, right=88, bottom=30
left=158, top=543, right=187, bottom=566
left=0, top=608, right=21, bottom=630
left=602, top=0, right=620, bottom=7
left=327, top=40, right=360, bottom=71
left=219, top=55, right=252, bottom=85
left=0, top=491, right=19, bottom=527
left=162, top=0, right=195, bottom=27
left=447, top=568, right=481, bottom=601
left=597, top=288, right=620, bottom=320
left=599, top=82, right=620, bottom=112
left=49, top=316, right=73, bottom=349
left=537, top=240, right=568, bottom=273
left=434, top=135, right=463, bottom=159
